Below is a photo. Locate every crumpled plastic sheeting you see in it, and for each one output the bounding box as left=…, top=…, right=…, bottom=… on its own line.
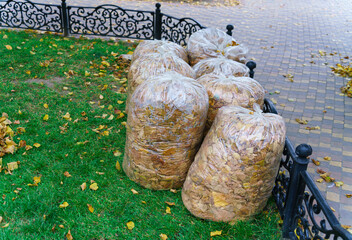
left=127, top=51, right=195, bottom=109
left=182, top=105, right=286, bottom=222
left=187, top=28, right=248, bottom=66
left=132, top=40, right=188, bottom=63
left=193, top=57, right=249, bottom=78
left=197, top=74, right=265, bottom=132
left=123, top=71, right=209, bottom=190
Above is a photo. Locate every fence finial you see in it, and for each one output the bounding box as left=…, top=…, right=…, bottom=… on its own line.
left=295, top=144, right=313, bottom=158
left=246, top=61, right=256, bottom=78
left=226, top=24, right=234, bottom=36
left=155, top=3, right=161, bottom=9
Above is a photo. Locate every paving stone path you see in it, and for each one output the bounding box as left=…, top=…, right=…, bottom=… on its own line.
left=40, top=0, right=352, bottom=226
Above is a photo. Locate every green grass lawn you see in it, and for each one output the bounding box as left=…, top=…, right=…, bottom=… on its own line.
left=0, top=29, right=281, bottom=239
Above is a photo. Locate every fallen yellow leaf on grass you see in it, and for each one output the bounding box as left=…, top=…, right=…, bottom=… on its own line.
left=0, top=216, right=2, bottom=223
left=85, top=71, right=90, bottom=77
left=114, top=150, right=122, bottom=157
left=108, top=115, right=114, bottom=120
left=43, top=114, right=49, bottom=121
left=5, top=45, right=12, bottom=50
left=43, top=103, right=49, bottom=109
left=64, top=171, right=72, bottom=177
left=33, top=176, right=41, bottom=184
left=126, top=221, right=135, bottom=230
left=160, top=233, right=168, bottom=240
left=63, top=112, right=71, bottom=121
left=1, top=223, right=9, bottom=228
left=66, top=230, right=73, bottom=240
left=210, top=230, right=222, bottom=236
left=116, top=161, right=121, bottom=171
left=80, top=182, right=87, bottom=191
left=165, top=207, right=171, bottom=214
left=33, top=143, right=41, bottom=148
left=90, top=183, right=98, bottom=191
left=59, top=202, right=69, bottom=208
left=87, top=204, right=94, bottom=213
left=131, top=189, right=138, bottom=194
left=165, top=201, right=175, bottom=206
left=7, top=162, right=18, bottom=171
left=25, top=70, right=31, bottom=75
left=117, top=100, right=124, bottom=104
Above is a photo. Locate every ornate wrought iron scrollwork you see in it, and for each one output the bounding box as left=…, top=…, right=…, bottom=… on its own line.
left=68, top=5, right=154, bottom=39
left=161, top=14, right=204, bottom=45
left=0, top=0, right=62, bottom=32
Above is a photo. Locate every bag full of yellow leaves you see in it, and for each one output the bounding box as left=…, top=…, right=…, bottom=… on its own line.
left=182, top=105, right=286, bottom=222
left=197, top=74, right=265, bottom=133
left=187, top=28, right=248, bottom=66
left=0, top=113, right=17, bottom=157
left=123, top=71, right=209, bottom=190
left=132, top=40, right=188, bottom=63
left=127, top=51, right=195, bottom=109
left=193, top=57, right=249, bottom=78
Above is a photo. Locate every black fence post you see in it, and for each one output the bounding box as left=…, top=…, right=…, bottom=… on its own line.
left=154, top=3, right=162, bottom=40
left=61, top=0, right=69, bottom=37
left=282, top=144, right=312, bottom=238
left=246, top=61, right=256, bottom=78
left=226, top=24, right=234, bottom=36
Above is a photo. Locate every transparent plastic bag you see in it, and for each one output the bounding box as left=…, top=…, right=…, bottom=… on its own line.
left=193, top=57, right=249, bottom=78
left=127, top=52, right=195, bottom=109
left=197, top=74, right=265, bottom=132
left=187, top=28, right=248, bottom=66
left=182, top=105, right=286, bottom=222
left=132, top=40, right=188, bottom=63
left=123, top=71, right=209, bottom=190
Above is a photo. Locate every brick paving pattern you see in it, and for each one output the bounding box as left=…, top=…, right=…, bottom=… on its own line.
left=42, top=0, right=352, bottom=226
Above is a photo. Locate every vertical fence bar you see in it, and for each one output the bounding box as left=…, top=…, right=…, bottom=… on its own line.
left=282, top=144, right=312, bottom=238
left=61, top=0, right=69, bottom=36
left=154, top=3, right=162, bottom=40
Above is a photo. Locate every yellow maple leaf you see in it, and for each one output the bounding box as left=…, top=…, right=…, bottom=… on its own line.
left=80, top=182, right=87, bottom=191
left=25, top=70, right=31, bottom=75
left=126, top=221, right=135, bottom=230
left=43, top=103, right=49, bottom=109
left=5, top=45, right=12, bottom=50
left=335, top=181, right=344, bottom=187
left=117, top=100, right=124, bottom=104
left=210, top=230, right=222, bottom=236
left=108, top=105, right=113, bottom=110
left=160, top=233, right=168, bottom=240
left=323, top=156, right=331, bottom=161
left=33, top=176, right=41, bottom=184
left=87, top=204, right=94, bottom=213
left=165, top=207, right=171, bottom=214
left=33, top=143, right=41, bottom=148
left=43, top=114, right=49, bottom=121
left=59, top=202, right=69, bottom=208
left=64, top=171, right=72, bottom=177
left=90, top=183, right=98, bottom=191
left=108, top=115, right=114, bottom=120
left=85, top=71, right=90, bottom=77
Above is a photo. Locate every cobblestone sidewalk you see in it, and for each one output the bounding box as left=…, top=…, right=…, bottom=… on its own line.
left=41, top=0, right=352, bottom=226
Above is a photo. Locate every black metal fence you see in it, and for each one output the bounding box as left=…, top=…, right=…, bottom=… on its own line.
left=264, top=99, right=352, bottom=240
left=1, top=1, right=351, bottom=239
left=0, top=0, right=205, bottom=45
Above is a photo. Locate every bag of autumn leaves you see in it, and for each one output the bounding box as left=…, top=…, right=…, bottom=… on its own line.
left=123, top=72, right=209, bottom=190
left=182, top=105, right=286, bottom=222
